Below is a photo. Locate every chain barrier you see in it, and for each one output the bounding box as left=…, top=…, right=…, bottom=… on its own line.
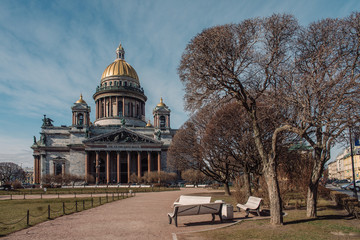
left=0, top=215, right=26, bottom=226
left=0, top=191, right=135, bottom=229
left=29, top=209, right=48, bottom=218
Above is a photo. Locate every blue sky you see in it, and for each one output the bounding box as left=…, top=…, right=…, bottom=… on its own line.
left=0, top=0, right=358, bottom=168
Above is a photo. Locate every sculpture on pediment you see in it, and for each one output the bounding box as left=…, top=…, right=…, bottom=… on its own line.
left=120, top=117, right=126, bottom=126
left=33, top=136, right=37, bottom=144
left=155, top=130, right=161, bottom=140
left=42, top=115, right=54, bottom=127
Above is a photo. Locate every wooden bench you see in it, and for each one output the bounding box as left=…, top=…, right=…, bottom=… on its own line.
left=168, top=203, right=223, bottom=227
left=236, top=196, right=262, bottom=217
left=173, top=195, right=211, bottom=206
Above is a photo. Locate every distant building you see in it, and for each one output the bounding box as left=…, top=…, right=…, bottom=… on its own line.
left=328, top=147, right=360, bottom=180
left=31, top=43, right=176, bottom=184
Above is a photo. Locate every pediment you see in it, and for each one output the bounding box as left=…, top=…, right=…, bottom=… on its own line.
left=84, top=128, right=160, bottom=144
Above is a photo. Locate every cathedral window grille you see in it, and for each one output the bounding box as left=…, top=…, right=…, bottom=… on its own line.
left=160, top=116, right=166, bottom=128
left=77, top=113, right=84, bottom=125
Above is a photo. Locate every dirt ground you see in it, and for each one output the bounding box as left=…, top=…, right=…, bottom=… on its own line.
left=2, top=188, right=259, bottom=240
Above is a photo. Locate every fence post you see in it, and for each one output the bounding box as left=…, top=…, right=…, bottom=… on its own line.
left=83, top=200, right=85, bottom=210
left=24, top=194, right=26, bottom=200
left=48, top=205, right=50, bottom=219
left=63, top=202, right=65, bottom=215
left=91, top=192, right=92, bottom=198
left=27, top=210, right=29, bottom=226
left=106, top=193, right=108, bottom=203
left=91, top=198, right=93, bottom=208
left=75, top=201, right=78, bottom=212
left=41, top=193, right=42, bottom=199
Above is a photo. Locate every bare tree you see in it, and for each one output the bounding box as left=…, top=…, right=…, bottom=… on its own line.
left=278, top=14, right=360, bottom=217
left=179, top=15, right=298, bottom=225
left=0, top=162, right=25, bottom=184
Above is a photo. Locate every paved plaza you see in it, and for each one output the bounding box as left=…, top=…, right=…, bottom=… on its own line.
left=3, top=188, right=258, bottom=240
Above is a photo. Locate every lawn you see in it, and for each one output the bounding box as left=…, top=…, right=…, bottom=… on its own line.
left=177, top=193, right=360, bottom=240
left=0, top=195, right=129, bottom=236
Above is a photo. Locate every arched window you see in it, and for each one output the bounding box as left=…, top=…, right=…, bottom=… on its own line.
left=55, top=163, right=62, bottom=175
left=118, top=101, right=123, bottom=116
left=160, top=116, right=166, bottom=128
left=77, top=113, right=84, bottom=125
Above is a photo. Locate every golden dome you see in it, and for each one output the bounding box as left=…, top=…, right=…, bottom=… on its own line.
left=76, top=94, right=87, bottom=104
left=156, top=97, right=166, bottom=107
left=101, top=43, right=139, bottom=82
left=101, top=59, right=139, bottom=81
left=146, top=120, right=152, bottom=127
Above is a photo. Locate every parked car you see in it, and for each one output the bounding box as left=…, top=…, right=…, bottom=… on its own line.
left=332, top=179, right=350, bottom=187
left=0, top=184, right=13, bottom=191
left=346, top=180, right=360, bottom=191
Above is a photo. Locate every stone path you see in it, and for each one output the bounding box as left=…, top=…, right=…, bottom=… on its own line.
left=3, top=188, right=255, bottom=240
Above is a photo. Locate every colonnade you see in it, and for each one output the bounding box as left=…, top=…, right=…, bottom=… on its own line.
left=84, top=150, right=161, bottom=184
left=95, top=96, right=145, bottom=119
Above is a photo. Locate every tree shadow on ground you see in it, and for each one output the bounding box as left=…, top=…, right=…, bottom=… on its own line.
left=284, top=214, right=355, bottom=225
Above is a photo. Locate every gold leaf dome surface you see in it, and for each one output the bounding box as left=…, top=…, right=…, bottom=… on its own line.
left=101, top=59, right=139, bottom=81
left=157, top=97, right=166, bottom=107
left=75, top=94, right=87, bottom=104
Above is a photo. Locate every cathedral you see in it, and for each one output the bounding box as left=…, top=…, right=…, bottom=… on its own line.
left=31, top=44, right=176, bottom=185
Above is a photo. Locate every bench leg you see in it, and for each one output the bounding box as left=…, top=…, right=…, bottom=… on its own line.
left=168, top=215, right=172, bottom=224
left=174, top=216, right=178, bottom=227
left=211, top=213, right=215, bottom=222
left=219, top=213, right=223, bottom=223
left=245, top=210, right=249, bottom=218
left=257, top=208, right=261, bottom=216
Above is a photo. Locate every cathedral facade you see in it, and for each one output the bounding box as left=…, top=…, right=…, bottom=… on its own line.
left=31, top=44, right=176, bottom=184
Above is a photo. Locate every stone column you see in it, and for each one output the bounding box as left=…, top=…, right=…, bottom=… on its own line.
left=109, top=97, right=112, bottom=117
left=117, top=152, right=120, bottom=183
left=95, top=151, right=99, bottom=184
left=62, top=163, right=65, bottom=176
left=157, top=152, right=161, bottom=173
left=85, top=152, right=89, bottom=183
left=33, top=156, right=37, bottom=184
left=106, top=151, right=110, bottom=184
left=53, top=162, right=56, bottom=175
left=137, top=152, right=141, bottom=178
left=127, top=152, right=131, bottom=183
left=147, top=152, right=151, bottom=174
left=122, top=97, right=125, bottom=117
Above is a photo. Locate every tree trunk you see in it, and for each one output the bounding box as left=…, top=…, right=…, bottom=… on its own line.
left=306, top=180, right=318, bottom=217
left=243, top=170, right=252, bottom=199
left=264, top=161, right=283, bottom=225
left=224, top=181, right=231, bottom=196
left=306, top=151, right=324, bottom=218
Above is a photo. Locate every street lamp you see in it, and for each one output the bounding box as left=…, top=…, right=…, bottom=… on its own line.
left=349, top=127, right=358, bottom=200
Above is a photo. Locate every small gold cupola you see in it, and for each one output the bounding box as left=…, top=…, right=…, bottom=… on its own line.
left=116, top=42, right=125, bottom=60
left=146, top=120, right=152, bottom=127
left=76, top=94, right=87, bottom=104
left=156, top=97, right=166, bottom=107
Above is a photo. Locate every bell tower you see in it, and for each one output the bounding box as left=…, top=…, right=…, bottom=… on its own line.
left=72, top=94, right=91, bottom=127
left=153, top=98, right=171, bottom=130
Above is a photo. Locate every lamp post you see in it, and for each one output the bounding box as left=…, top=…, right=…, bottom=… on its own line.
left=349, top=127, right=358, bottom=200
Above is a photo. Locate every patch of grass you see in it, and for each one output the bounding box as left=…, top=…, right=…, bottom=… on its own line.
left=178, top=197, right=360, bottom=240
left=0, top=194, right=131, bottom=236
left=0, top=186, right=179, bottom=195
